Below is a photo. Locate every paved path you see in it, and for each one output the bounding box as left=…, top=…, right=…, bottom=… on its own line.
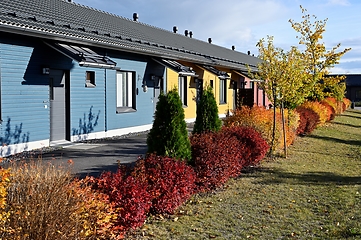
left=33, top=123, right=194, bottom=178
left=37, top=134, right=148, bottom=178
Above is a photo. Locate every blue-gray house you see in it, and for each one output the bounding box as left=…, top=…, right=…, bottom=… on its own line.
left=0, top=0, right=261, bottom=157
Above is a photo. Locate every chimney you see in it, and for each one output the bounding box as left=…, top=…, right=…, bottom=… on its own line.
left=173, top=26, right=178, bottom=33
left=247, top=50, right=250, bottom=55
left=184, top=30, right=189, bottom=37
left=189, top=31, right=193, bottom=38
left=232, top=45, right=235, bottom=51
left=208, top=38, right=212, bottom=43
left=133, top=13, right=139, bottom=21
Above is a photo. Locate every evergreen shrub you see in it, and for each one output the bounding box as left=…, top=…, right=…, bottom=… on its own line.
left=147, top=88, right=191, bottom=161
left=193, top=86, right=222, bottom=134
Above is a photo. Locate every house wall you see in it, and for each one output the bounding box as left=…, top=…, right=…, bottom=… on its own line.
left=102, top=53, right=157, bottom=138
left=197, top=67, right=233, bottom=117
left=69, top=66, right=106, bottom=141
left=0, top=34, right=73, bottom=156
left=0, top=33, right=162, bottom=155
left=166, top=69, right=197, bottom=121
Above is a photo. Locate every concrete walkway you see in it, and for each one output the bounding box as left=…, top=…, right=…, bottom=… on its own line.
left=36, top=134, right=148, bottom=178
left=33, top=123, right=195, bottom=178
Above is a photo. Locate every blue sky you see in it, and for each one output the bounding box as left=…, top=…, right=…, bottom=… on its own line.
left=74, top=0, right=361, bottom=74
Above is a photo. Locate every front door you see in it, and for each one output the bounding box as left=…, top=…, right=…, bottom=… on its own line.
left=233, top=81, right=238, bottom=110
left=196, top=79, right=203, bottom=104
left=49, top=70, right=67, bottom=142
left=153, top=77, right=163, bottom=113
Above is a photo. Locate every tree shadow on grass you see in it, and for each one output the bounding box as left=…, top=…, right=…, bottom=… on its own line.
left=332, top=121, right=361, bottom=129
left=242, top=167, right=361, bottom=186
left=342, top=110, right=361, bottom=120
left=307, top=135, right=361, bottom=147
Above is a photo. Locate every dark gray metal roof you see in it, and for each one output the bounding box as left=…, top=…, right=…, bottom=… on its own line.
left=0, top=0, right=260, bottom=72
left=328, top=74, right=361, bottom=87
left=45, top=41, right=117, bottom=69
left=153, top=58, right=198, bottom=77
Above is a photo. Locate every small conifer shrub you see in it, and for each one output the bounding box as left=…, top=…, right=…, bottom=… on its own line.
left=193, top=86, right=222, bottom=134
left=147, top=88, right=191, bottom=161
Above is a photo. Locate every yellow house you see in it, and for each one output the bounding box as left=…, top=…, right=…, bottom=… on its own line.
left=165, top=61, right=237, bottom=122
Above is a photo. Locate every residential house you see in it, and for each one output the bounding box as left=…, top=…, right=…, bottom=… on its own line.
left=0, top=0, right=268, bottom=157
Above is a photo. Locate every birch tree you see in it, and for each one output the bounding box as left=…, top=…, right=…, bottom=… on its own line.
left=289, top=6, right=351, bottom=101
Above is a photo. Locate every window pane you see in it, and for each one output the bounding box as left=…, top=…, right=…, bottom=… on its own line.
left=178, top=76, right=187, bottom=106
left=219, top=78, right=227, bottom=104
left=127, top=72, right=133, bottom=106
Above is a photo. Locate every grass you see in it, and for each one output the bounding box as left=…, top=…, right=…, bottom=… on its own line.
left=127, top=109, right=361, bottom=239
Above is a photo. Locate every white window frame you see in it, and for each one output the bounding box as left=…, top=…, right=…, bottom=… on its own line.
left=116, top=71, right=136, bottom=113
left=85, top=71, right=96, bottom=88
left=219, top=78, right=227, bottom=104
left=178, top=76, right=187, bottom=106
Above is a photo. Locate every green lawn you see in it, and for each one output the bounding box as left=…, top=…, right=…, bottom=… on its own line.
left=128, top=109, right=361, bottom=240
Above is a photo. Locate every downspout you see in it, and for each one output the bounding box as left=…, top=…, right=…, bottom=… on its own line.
left=104, top=69, right=107, bottom=132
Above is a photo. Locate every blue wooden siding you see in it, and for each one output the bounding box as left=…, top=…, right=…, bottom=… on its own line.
left=105, top=53, right=155, bottom=131
left=70, top=66, right=106, bottom=136
left=0, top=33, right=167, bottom=148
left=0, top=37, right=50, bottom=145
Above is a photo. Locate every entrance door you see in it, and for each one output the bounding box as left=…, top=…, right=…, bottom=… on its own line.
left=233, top=81, right=238, bottom=110
left=153, top=77, right=163, bottom=113
left=196, top=79, right=203, bottom=104
left=49, top=70, right=67, bottom=142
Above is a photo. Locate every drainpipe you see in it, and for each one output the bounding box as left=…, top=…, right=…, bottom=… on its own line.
left=104, top=69, right=107, bottom=132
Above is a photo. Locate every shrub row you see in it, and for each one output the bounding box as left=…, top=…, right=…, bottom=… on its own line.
left=223, top=106, right=299, bottom=155
left=296, top=98, right=349, bottom=136
left=190, top=126, right=269, bottom=192
left=0, top=98, right=351, bottom=238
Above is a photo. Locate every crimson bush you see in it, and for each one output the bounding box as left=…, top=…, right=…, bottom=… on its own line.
left=132, top=154, right=196, bottom=214
left=296, top=107, right=320, bottom=135
left=94, top=168, right=151, bottom=233
left=221, top=126, right=269, bottom=167
left=190, top=130, right=242, bottom=191
left=190, top=126, right=269, bottom=192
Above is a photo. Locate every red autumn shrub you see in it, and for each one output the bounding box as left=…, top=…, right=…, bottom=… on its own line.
left=296, top=107, right=320, bottom=135
left=94, top=168, right=151, bottom=233
left=220, top=126, right=269, bottom=167
left=190, top=130, right=243, bottom=192
left=132, top=154, right=196, bottom=215
left=190, top=126, right=269, bottom=192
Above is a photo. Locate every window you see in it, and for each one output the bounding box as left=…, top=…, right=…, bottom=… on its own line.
left=210, top=80, right=214, bottom=88
left=356, top=90, right=361, bottom=100
left=219, top=78, right=227, bottom=104
left=178, top=76, right=187, bottom=106
left=85, top=71, right=96, bottom=87
left=116, top=71, right=136, bottom=113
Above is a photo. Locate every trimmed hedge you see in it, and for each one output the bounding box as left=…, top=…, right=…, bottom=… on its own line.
left=132, top=154, right=196, bottom=215
left=190, top=126, right=269, bottom=192
left=94, top=168, right=151, bottom=233
left=295, top=106, right=320, bottom=135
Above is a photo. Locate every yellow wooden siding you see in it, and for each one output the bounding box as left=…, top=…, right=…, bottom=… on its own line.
left=198, top=68, right=233, bottom=116
left=166, top=64, right=235, bottom=119
left=166, top=68, right=197, bottom=120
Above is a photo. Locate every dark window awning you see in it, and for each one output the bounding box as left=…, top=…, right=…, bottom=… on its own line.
left=45, top=41, right=118, bottom=69
left=153, top=58, right=198, bottom=77
left=233, top=70, right=251, bottom=79
left=201, top=65, right=230, bottom=79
